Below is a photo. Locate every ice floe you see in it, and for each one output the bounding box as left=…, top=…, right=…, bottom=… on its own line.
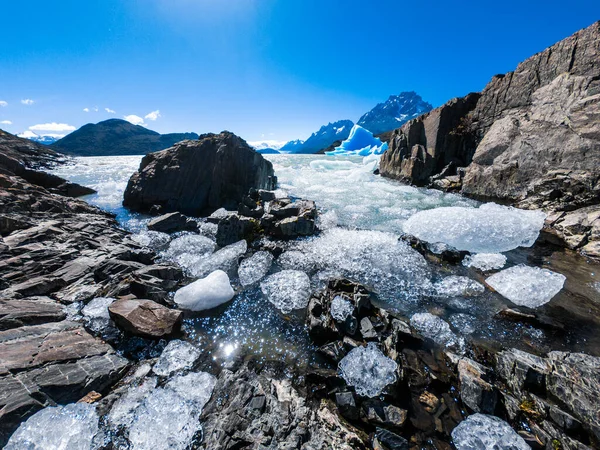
left=326, top=124, right=389, bottom=156
left=81, top=297, right=115, bottom=335
left=486, top=264, right=566, bottom=308
left=5, top=403, right=99, bottom=450
left=410, top=312, right=462, bottom=350
left=238, top=251, right=273, bottom=286
left=462, top=253, right=507, bottom=271
left=185, top=239, right=247, bottom=278
left=403, top=203, right=546, bottom=253
left=174, top=270, right=235, bottom=311
left=152, top=340, right=201, bottom=376
left=434, top=276, right=485, bottom=297
left=260, top=270, right=311, bottom=314
left=131, top=230, right=171, bottom=249
left=330, top=295, right=354, bottom=322
left=451, top=413, right=529, bottom=450
left=338, top=343, right=398, bottom=397
left=160, top=233, right=216, bottom=274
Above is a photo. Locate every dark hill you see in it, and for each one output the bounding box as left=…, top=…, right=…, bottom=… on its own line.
left=51, top=119, right=199, bottom=156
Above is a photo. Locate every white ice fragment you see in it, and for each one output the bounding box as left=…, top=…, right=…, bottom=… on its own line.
left=403, top=203, right=546, bottom=253
left=338, top=343, right=398, bottom=397
left=108, top=377, right=158, bottom=429
left=188, top=239, right=247, bottom=278
left=326, top=125, right=389, bottom=157
left=174, top=270, right=235, bottom=311
left=238, top=251, right=273, bottom=286
left=451, top=413, right=529, bottom=450
left=330, top=296, right=354, bottom=322
left=6, top=403, right=99, bottom=450
left=161, top=234, right=216, bottom=273
left=81, top=297, right=114, bottom=334
left=434, top=276, right=485, bottom=298
left=410, top=312, right=462, bottom=349
left=260, top=270, right=311, bottom=314
left=462, top=253, right=507, bottom=271
left=486, top=264, right=566, bottom=308
left=132, top=230, right=171, bottom=249
left=277, top=250, right=317, bottom=272
left=152, top=340, right=201, bottom=376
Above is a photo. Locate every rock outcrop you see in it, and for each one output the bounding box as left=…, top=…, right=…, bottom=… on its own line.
left=380, top=21, right=600, bottom=257
left=123, top=131, right=277, bottom=216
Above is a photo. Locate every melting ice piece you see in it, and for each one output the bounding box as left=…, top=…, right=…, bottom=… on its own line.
left=238, top=251, right=273, bottom=286
left=125, top=372, right=217, bottom=450
left=403, top=203, right=546, bottom=253
left=188, top=240, right=247, bottom=278
left=326, top=125, right=389, bottom=157
left=434, top=276, right=485, bottom=298
left=132, top=230, right=171, bottom=249
left=486, top=264, right=566, bottom=308
left=108, top=377, right=158, bottom=429
left=174, top=270, right=235, bottom=311
left=152, top=340, right=201, bottom=376
left=160, top=234, right=216, bottom=274
left=81, top=297, right=115, bottom=334
left=278, top=250, right=317, bottom=272
left=5, top=403, right=99, bottom=450
left=451, top=413, right=530, bottom=450
left=260, top=270, right=311, bottom=314
left=462, top=253, right=507, bottom=271
left=410, top=312, right=461, bottom=348
left=338, top=342, right=398, bottom=397
left=330, top=296, right=354, bottom=322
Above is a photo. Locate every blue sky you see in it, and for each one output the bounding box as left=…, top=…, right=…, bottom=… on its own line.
left=0, top=1, right=598, bottom=143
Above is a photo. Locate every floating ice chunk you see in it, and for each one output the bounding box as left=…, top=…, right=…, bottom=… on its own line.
left=6, top=403, right=99, bottom=450
left=410, top=312, right=461, bottom=349
left=451, top=413, right=529, bottom=450
left=126, top=372, right=217, bottom=450
left=338, top=342, right=398, bottom=397
left=326, top=125, right=389, bottom=157
left=132, top=230, right=171, bottom=249
left=434, top=276, right=485, bottom=298
left=152, top=340, right=201, bottom=376
left=238, top=251, right=273, bottom=286
left=330, top=296, right=354, bottom=322
left=260, top=270, right=311, bottom=314
left=188, top=240, right=247, bottom=278
left=81, top=297, right=115, bottom=334
left=463, top=253, right=507, bottom=271
left=108, top=377, right=158, bottom=429
left=161, top=234, right=216, bottom=274
left=174, top=270, right=235, bottom=311
left=403, top=203, right=546, bottom=253
left=278, top=250, right=317, bottom=272
left=486, top=264, right=566, bottom=308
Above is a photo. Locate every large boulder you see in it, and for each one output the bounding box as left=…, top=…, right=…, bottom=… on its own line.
left=108, top=299, right=183, bottom=339
left=123, top=131, right=277, bottom=216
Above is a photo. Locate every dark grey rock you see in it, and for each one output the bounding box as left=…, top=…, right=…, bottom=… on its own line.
left=147, top=212, right=197, bottom=233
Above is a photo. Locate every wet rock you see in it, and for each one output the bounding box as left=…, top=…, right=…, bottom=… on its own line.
left=457, top=358, right=498, bottom=414
left=108, top=299, right=183, bottom=339
left=374, top=428, right=409, bottom=450
left=0, top=297, right=66, bottom=330
left=361, top=400, right=407, bottom=429
left=147, top=212, right=197, bottom=233
left=214, top=213, right=257, bottom=246
left=336, top=391, right=360, bottom=420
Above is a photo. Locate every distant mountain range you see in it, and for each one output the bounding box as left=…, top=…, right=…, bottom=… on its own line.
left=51, top=119, right=198, bottom=156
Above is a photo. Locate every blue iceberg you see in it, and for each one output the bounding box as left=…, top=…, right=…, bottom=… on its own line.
left=326, top=124, right=388, bottom=156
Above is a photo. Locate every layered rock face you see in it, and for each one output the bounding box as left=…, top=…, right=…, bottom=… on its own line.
left=123, top=131, right=277, bottom=216
left=380, top=21, right=600, bottom=256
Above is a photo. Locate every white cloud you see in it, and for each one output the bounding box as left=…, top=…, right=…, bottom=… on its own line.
left=0, top=120, right=12, bottom=125
left=29, top=122, right=76, bottom=132
left=93, top=106, right=99, bottom=112
left=145, top=110, right=161, bottom=121
left=124, top=115, right=146, bottom=126
left=21, top=99, right=34, bottom=105
left=0, top=101, right=7, bottom=107
left=105, top=107, right=116, bottom=114
left=18, top=130, right=38, bottom=138
left=83, top=107, right=90, bottom=112
left=248, top=140, right=287, bottom=150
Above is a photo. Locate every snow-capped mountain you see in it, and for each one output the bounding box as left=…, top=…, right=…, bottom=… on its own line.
left=281, top=120, right=354, bottom=154
left=17, top=130, right=62, bottom=145
left=357, top=91, right=433, bottom=135
left=248, top=140, right=286, bottom=151
left=279, top=139, right=306, bottom=153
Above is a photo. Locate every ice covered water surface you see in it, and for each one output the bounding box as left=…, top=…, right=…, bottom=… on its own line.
left=463, top=253, right=507, bottom=271
left=451, top=413, right=529, bottom=450
left=238, top=251, right=273, bottom=286
left=434, top=276, right=485, bottom=297
left=486, top=264, right=566, bottom=308
left=403, top=203, right=546, bottom=253
left=338, top=343, right=398, bottom=397
left=6, top=403, right=99, bottom=450
left=260, top=270, right=311, bottom=314
left=330, top=296, right=354, bottom=322
left=174, top=270, right=235, bottom=311
left=152, top=340, right=201, bottom=376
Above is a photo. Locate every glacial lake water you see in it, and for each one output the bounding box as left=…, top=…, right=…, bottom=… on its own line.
left=50, top=154, right=600, bottom=364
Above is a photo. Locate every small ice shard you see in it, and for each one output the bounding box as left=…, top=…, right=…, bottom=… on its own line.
left=410, top=312, right=460, bottom=348
left=238, top=251, right=273, bottom=286
left=108, top=377, right=158, bottom=429
left=174, top=270, right=235, bottom=311
left=326, top=125, right=389, bottom=156
left=486, top=264, right=566, bottom=308
left=403, top=203, right=546, bottom=253
left=132, top=230, right=171, bottom=249
left=81, top=297, right=115, bottom=334
left=160, top=234, right=216, bottom=273
left=277, top=250, right=316, bottom=272
left=338, top=342, right=398, bottom=397
left=330, top=295, right=354, bottom=322
left=188, top=239, right=247, bottom=278
left=451, top=413, right=530, bottom=450
left=260, top=270, right=311, bottom=314
left=434, top=276, right=485, bottom=297
left=5, top=403, right=99, bottom=450
left=463, top=253, right=507, bottom=271
left=152, top=340, right=201, bottom=376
